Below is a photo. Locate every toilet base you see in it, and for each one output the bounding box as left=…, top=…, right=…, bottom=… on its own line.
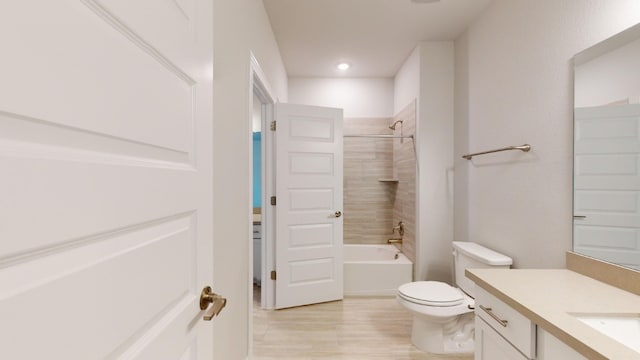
left=411, top=312, right=474, bottom=354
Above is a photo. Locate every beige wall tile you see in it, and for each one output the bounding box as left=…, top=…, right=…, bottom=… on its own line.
left=344, top=118, right=395, bottom=245
left=392, top=101, right=417, bottom=264
left=342, top=108, right=417, bottom=264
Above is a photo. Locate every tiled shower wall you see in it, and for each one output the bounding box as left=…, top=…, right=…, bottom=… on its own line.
left=343, top=118, right=395, bottom=244
left=392, top=101, right=417, bottom=264
left=343, top=101, right=417, bottom=265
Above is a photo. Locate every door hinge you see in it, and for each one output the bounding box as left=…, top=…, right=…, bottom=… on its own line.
left=270, top=196, right=276, bottom=206
left=270, top=270, right=276, bottom=280
left=270, top=121, right=276, bottom=131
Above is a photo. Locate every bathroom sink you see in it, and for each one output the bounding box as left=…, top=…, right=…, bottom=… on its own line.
left=572, top=314, right=640, bottom=353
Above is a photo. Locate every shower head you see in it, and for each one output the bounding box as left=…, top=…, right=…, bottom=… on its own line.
left=389, top=119, right=403, bottom=130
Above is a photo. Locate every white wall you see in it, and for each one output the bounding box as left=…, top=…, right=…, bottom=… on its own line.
left=394, top=47, right=420, bottom=115
left=288, top=77, right=394, bottom=118
left=213, top=0, right=287, bottom=358
left=454, top=0, right=640, bottom=269
left=454, top=32, right=470, bottom=257
left=393, top=43, right=454, bottom=282
left=417, top=42, right=455, bottom=282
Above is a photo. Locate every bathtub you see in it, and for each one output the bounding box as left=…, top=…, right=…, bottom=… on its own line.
left=343, top=244, right=413, bottom=297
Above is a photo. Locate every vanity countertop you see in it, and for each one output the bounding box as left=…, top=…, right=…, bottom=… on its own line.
left=253, top=213, right=261, bottom=223
left=466, top=268, right=640, bottom=360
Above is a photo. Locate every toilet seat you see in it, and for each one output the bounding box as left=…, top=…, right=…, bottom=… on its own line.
left=398, top=281, right=464, bottom=307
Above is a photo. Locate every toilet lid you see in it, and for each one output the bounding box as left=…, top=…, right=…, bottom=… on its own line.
left=398, top=281, right=464, bottom=307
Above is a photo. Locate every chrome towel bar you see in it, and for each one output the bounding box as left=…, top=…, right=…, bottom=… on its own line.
left=462, top=144, right=531, bottom=160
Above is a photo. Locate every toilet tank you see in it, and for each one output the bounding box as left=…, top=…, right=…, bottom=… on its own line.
left=452, top=241, right=512, bottom=298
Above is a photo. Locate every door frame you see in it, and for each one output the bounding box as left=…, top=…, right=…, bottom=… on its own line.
left=248, top=52, right=276, bottom=355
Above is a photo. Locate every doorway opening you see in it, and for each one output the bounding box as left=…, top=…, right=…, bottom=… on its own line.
left=249, top=53, right=278, bottom=358
left=249, top=54, right=276, bottom=314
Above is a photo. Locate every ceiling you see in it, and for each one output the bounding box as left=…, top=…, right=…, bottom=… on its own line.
left=262, top=0, right=493, bottom=78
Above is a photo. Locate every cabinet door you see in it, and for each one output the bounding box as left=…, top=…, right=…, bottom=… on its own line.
left=476, top=317, right=528, bottom=360
left=537, top=328, right=587, bottom=360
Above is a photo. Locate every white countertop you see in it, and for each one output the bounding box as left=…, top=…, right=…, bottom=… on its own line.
left=466, top=268, right=640, bottom=360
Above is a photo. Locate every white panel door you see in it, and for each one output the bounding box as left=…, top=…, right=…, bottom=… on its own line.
left=0, top=1, right=216, bottom=359
left=275, top=103, right=343, bottom=309
left=574, top=104, right=640, bottom=269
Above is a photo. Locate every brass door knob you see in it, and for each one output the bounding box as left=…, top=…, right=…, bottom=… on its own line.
left=334, top=211, right=342, bottom=218
left=200, top=286, right=227, bottom=321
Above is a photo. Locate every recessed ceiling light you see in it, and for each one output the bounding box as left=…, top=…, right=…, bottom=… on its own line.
left=337, top=62, right=351, bottom=71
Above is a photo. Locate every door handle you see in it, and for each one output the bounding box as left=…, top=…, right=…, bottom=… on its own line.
left=200, top=286, right=227, bottom=321
left=333, top=211, right=342, bottom=218
left=573, top=215, right=587, bottom=219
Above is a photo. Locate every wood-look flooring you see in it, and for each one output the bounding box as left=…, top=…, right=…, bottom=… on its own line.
left=252, top=287, right=473, bottom=360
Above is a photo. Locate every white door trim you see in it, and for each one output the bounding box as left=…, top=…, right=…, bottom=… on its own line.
left=248, top=52, right=277, bottom=358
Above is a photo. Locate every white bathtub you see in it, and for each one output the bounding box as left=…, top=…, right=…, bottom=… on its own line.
left=344, top=244, right=413, bottom=297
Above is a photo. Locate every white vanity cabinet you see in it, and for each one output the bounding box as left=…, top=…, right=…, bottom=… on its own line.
left=474, top=287, right=535, bottom=360
left=476, top=316, right=529, bottom=359
left=536, top=328, right=587, bottom=360
left=468, top=268, right=640, bottom=359
left=474, top=287, right=587, bottom=360
left=252, top=222, right=262, bottom=285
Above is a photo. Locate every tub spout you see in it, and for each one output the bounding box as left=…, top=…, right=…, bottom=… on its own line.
left=387, top=238, right=403, bottom=244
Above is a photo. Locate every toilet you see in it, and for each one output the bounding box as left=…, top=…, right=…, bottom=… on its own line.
left=396, top=241, right=512, bottom=354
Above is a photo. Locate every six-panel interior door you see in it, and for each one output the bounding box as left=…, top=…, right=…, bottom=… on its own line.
left=275, top=103, right=344, bottom=309
left=574, top=104, right=640, bottom=269
left=0, top=1, right=215, bottom=359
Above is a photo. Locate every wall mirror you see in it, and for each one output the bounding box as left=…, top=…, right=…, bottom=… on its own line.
left=573, top=23, right=640, bottom=270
